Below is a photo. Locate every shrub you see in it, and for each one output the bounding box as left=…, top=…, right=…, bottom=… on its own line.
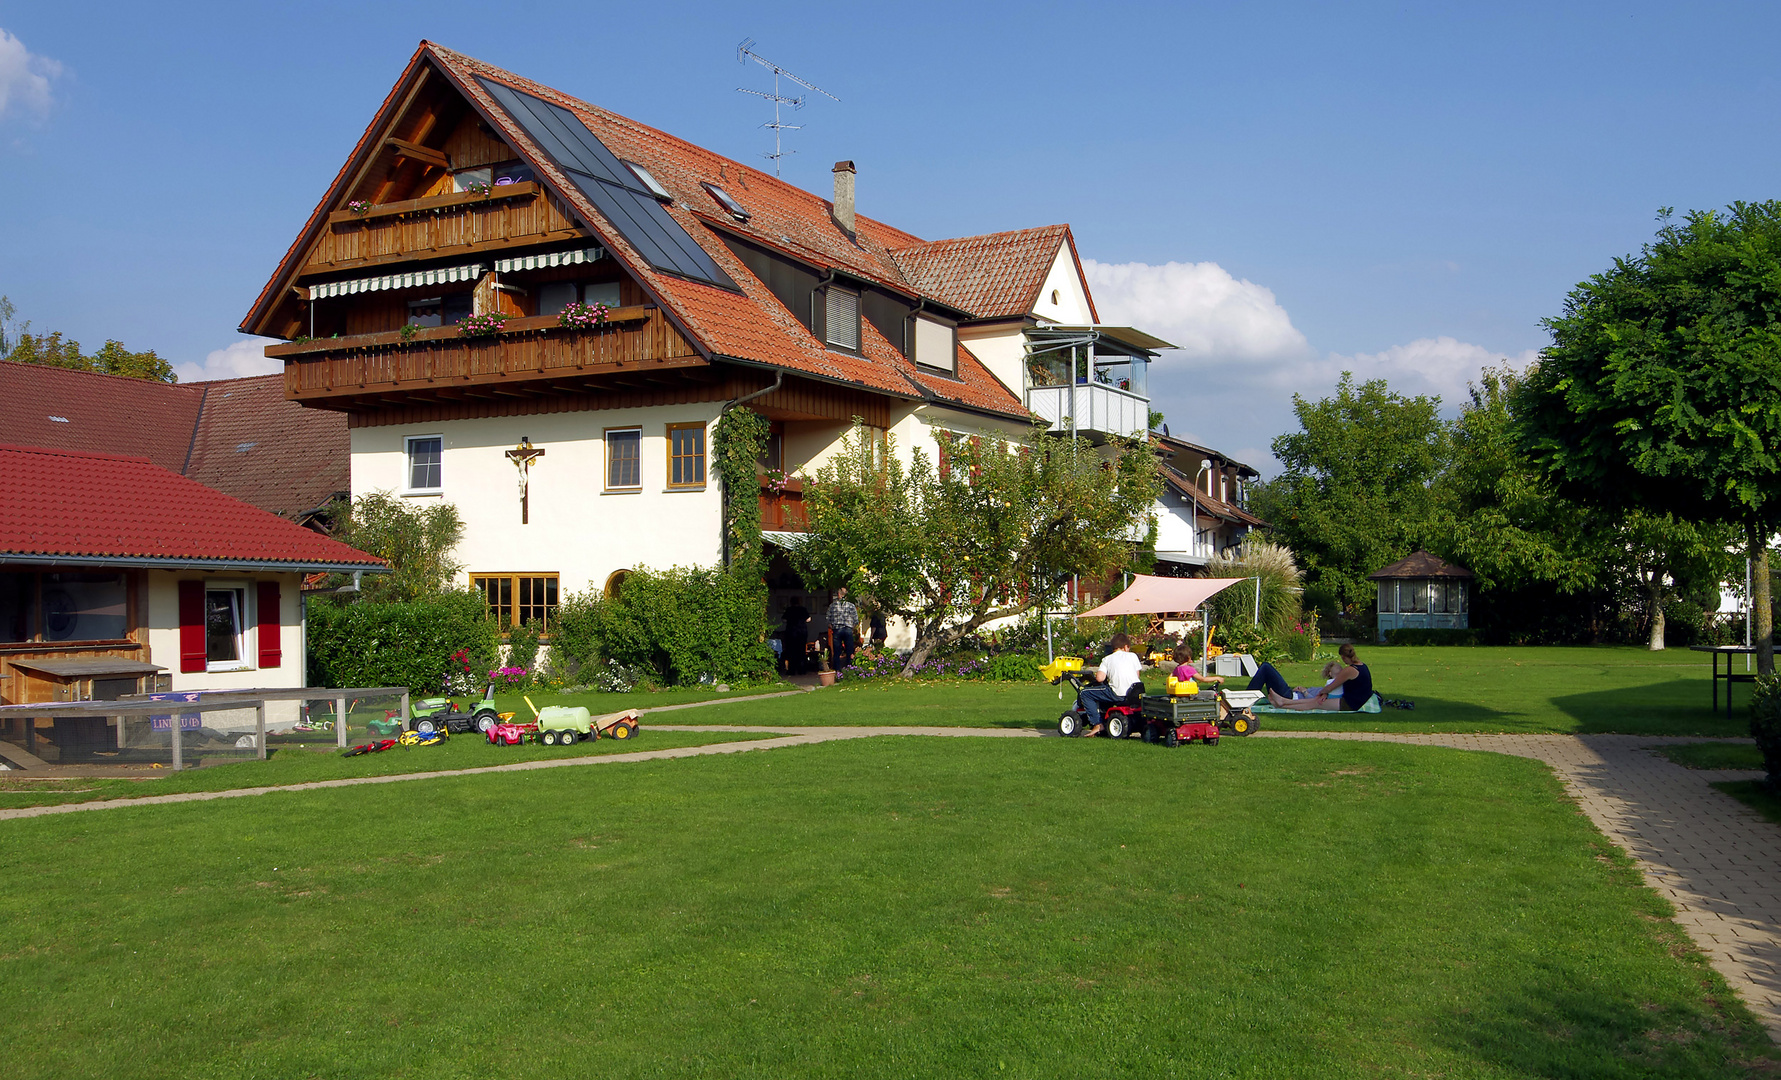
left=1382, top=628, right=1480, bottom=646
left=549, top=588, right=602, bottom=679
left=308, top=590, right=502, bottom=693
left=593, top=564, right=776, bottom=686
left=1751, top=674, right=1781, bottom=793
left=506, top=620, right=542, bottom=683
left=981, top=652, right=1046, bottom=682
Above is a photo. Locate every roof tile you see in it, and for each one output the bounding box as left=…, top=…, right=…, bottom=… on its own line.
left=0, top=444, right=382, bottom=567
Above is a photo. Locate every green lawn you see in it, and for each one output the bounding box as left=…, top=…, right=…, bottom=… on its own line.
left=0, top=729, right=763, bottom=809
left=0, top=736, right=1769, bottom=1078
left=627, top=646, right=1751, bottom=737
left=1653, top=742, right=1765, bottom=771
left=1714, top=780, right=1781, bottom=826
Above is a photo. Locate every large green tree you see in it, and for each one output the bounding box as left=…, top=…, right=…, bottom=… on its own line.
left=0, top=296, right=177, bottom=383
left=794, top=424, right=1159, bottom=672
left=1516, top=203, right=1781, bottom=672
left=1254, top=373, right=1450, bottom=616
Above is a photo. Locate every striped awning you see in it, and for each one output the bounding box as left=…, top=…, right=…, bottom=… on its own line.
left=495, top=247, right=607, bottom=273
left=309, top=263, right=485, bottom=300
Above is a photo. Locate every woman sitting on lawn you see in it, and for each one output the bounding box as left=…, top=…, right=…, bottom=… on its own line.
left=1249, top=643, right=1373, bottom=711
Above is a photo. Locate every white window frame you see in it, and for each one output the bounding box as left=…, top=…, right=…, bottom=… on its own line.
left=404, top=434, right=444, bottom=496
left=824, top=285, right=861, bottom=352
left=604, top=427, right=644, bottom=492
left=204, top=579, right=253, bottom=673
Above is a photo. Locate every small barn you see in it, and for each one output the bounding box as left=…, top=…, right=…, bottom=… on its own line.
left=1370, top=551, right=1472, bottom=641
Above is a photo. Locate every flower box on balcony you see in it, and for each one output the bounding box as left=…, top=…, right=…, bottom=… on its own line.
left=264, top=305, right=655, bottom=358
left=324, top=182, right=540, bottom=227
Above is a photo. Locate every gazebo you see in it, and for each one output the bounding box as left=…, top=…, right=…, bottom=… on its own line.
left=1369, top=551, right=1472, bottom=641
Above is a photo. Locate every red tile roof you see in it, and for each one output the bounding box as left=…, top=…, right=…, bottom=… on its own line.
left=889, top=225, right=1071, bottom=320
left=183, top=374, right=351, bottom=520
left=0, top=361, right=204, bottom=474
left=0, top=444, right=382, bottom=569
left=1160, top=465, right=1265, bottom=528
left=0, top=363, right=350, bottom=522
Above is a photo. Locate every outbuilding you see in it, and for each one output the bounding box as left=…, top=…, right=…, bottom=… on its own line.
left=1369, top=551, right=1472, bottom=641
left=0, top=444, right=383, bottom=763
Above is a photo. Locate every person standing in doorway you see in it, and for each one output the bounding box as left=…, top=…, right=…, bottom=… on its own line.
left=827, top=587, right=860, bottom=669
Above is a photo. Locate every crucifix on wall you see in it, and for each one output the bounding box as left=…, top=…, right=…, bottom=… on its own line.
left=506, top=436, right=546, bottom=524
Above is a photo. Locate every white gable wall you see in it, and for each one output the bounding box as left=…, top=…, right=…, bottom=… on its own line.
left=351, top=403, right=725, bottom=599
left=962, top=242, right=1097, bottom=400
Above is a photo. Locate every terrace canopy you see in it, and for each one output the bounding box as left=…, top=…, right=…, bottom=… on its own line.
left=1079, top=574, right=1248, bottom=617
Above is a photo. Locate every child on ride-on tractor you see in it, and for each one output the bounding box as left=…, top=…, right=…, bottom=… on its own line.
left=1081, top=633, right=1144, bottom=738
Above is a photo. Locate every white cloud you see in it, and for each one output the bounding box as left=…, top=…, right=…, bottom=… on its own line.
left=1081, top=256, right=1541, bottom=476
left=1324, top=336, right=1542, bottom=406
left=176, top=337, right=283, bottom=383
left=1083, top=258, right=1310, bottom=362
left=0, top=29, right=62, bottom=120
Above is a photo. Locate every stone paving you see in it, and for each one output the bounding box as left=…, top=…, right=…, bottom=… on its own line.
left=1, top=718, right=1774, bottom=1041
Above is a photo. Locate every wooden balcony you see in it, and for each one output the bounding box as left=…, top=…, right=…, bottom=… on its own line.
left=302, top=182, right=586, bottom=275
left=760, top=477, right=808, bottom=532
left=267, top=306, right=707, bottom=410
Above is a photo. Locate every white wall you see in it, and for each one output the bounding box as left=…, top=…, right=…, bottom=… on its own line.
left=352, top=403, right=727, bottom=596
left=143, top=571, right=305, bottom=693
left=1032, top=244, right=1096, bottom=325
left=959, top=324, right=1028, bottom=401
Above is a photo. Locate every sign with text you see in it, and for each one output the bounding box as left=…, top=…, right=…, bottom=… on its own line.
left=146, top=692, right=203, bottom=731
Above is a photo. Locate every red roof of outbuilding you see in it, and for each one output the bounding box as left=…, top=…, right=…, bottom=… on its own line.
left=0, top=444, right=383, bottom=569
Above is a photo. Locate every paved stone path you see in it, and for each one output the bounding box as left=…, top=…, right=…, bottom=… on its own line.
left=2, top=718, right=1774, bottom=1041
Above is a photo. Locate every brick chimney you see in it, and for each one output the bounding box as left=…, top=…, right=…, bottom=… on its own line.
left=831, top=160, right=856, bottom=236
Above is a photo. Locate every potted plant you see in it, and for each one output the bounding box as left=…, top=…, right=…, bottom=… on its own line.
left=816, top=649, right=837, bottom=687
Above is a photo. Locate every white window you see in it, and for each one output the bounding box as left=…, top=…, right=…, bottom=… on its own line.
left=914, top=315, right=956, bottom=373
left=406, top=435, right=443, bottom=494
left=825, top=286, right=860, bottom=351
left=605, top=428, right=642, bottom=491
left=205, top=583, right=249, bottom=671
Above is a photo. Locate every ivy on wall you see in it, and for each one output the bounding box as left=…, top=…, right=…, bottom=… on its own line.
left=713, top=407, right=770, bottom=573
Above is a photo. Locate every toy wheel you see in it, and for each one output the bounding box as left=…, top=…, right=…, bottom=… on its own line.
left=415, top=718, right=436, bottom=735
left=1105, top=714, right=1128, bottom=740
left=1206, top=735, right=1219, bottom=745
left=1166, top=729, right=1180, bottom=748
left=1058, top=712, right=1081, bottom=738
left=1230, top=713, right=1254, bottom=736
left=561, top=731, right=580, bottom=746
left=613, top=723, right=634, bottom=741
left=475, top=712, right=498, bottom=733
left=541, top=730, right=558, bottom=745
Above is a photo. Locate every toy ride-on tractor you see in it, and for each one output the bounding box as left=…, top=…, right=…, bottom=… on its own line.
left=1041, top=658, right=1146, bottom=738
left=414, top=685, right=512, bottom=735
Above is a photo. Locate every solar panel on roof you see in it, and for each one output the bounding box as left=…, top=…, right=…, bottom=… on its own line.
left=476, top=77, right=736, bottom=290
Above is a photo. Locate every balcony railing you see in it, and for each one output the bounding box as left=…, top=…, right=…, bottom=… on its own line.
left=303, top=183, right=585, bottom=275
left=1026, top=381, right=1149, bottom=440
left=761, top=476, right=808, bottom=532
left=265, top=306, right=704, bottom=406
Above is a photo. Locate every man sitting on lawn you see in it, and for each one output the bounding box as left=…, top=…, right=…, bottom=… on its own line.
left=1082, top=633, right=1143, bottom=738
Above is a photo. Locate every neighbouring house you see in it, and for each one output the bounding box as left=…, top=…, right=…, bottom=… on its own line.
left=238, top=41, right=1197, bottom=647
left=0, top=444, right=384, bottom=761
left=0, top=361, right=351, bottom=529
left=1369, top=551, right=1472, bottom=641
left=1151, top=434, right=1265, bottom=573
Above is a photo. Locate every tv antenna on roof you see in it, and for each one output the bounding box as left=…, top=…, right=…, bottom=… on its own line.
left=736, top=38, right=839, bottom=177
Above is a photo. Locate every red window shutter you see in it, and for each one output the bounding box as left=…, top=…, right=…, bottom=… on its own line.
left=178, top=580, right=206, bottom=673
left=257, top=581, right=282, bottom=669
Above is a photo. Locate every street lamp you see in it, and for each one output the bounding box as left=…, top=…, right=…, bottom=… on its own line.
left=1192, top=458, right=1213, bottom=562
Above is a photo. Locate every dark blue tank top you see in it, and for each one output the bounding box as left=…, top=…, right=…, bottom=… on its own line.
left=1341, top=664, right=1373, bottom=710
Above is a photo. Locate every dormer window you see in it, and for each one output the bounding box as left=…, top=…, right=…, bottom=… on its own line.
left=824, top=286, right=860, bottom=352
left=703, top=183, right=750, bottom=222
left=625, top=161, right=672, bottom=200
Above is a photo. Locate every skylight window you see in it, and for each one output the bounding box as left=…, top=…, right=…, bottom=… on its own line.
left=702, top=183, right=751, bottom=222
left=624, top=161, right=671, bottom=200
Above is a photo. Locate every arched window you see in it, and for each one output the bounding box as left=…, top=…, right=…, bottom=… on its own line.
left=604, top=569, right=631, bottom=601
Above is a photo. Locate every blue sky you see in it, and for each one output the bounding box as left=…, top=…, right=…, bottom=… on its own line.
left=3, top=2, right=1778, bottom=471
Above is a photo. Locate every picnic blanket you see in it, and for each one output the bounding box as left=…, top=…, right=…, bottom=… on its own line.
left=1250, top=692, right=1382, bottom=714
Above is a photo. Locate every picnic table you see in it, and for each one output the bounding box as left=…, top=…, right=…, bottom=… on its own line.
left=1688, top=644, right=1757, bottom=719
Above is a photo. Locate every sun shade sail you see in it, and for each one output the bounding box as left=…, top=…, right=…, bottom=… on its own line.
left=1077, top=575, right=1248, bottom=617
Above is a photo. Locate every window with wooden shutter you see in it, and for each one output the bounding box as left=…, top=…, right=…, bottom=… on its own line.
left=257, top=581, right=282, bottom=669
left=178, top=580, right=206, bottom=673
